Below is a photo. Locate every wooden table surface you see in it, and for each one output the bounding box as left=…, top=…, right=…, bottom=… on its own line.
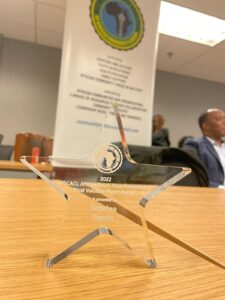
left=0, top=179, right=225, bottom=299
left=0, top=160, right=53, bottom=172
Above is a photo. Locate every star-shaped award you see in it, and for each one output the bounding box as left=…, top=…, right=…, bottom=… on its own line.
left=22, top=103, right=224, bottom=270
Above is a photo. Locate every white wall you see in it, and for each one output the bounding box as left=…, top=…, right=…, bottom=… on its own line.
left=0, top=37, right=61, bottom=145
left=154, top=70, right=225, bottom=146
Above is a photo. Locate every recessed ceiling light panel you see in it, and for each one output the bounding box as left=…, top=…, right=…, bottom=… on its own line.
left=159, top=1, right=225, bottom=46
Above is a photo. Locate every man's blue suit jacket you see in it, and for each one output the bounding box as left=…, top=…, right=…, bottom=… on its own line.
left=184, top=137, right=224, bottom=187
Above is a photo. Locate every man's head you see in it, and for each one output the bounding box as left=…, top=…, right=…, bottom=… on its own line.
left=153, top=114, right=164, bottom=131
left=198, top=108, right=225, bottom=142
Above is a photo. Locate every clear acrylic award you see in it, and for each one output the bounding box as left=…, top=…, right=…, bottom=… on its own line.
left=21, top=103, right=191, bottom=268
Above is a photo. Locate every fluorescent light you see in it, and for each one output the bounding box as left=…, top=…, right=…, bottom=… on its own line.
left=159, top=1, right=225, bottom=46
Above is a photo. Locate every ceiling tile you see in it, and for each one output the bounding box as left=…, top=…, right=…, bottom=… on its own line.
left=158, top=33, right=174, bottom=53
left=0, top=20, right=35, bottom=43
left=0, top=0, right=34, bottom=27
left=215, top=40, right=225, bottom=51
left=192, top=48, right=225, bottom=70
left=37, top=29, right=63, bottom=48
left=158, top=37, right=210, bottom=65
left=37, top=2, right=65, bottom=33
left=176, top=63, right=225, bottom=84
left=166, top=0, right=225, bottom=19
left=156, top=54, right=185, bottom=72
left=35, top=0, right=67, bottom=8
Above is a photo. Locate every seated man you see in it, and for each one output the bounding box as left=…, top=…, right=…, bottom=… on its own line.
left=184, top=108, right=225, bottom=187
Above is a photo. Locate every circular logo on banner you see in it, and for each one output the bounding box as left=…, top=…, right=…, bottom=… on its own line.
left=90, top=0, right=144, bottom=50
left=93, top=144, right=123, bottom=173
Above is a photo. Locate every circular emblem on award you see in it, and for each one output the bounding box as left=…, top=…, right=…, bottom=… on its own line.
left=93, top=144, right=123, bottom=173
left=90, top=0, right=144, bottom=50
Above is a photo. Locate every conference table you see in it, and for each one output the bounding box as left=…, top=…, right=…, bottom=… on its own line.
left=0, top=160, right=53, bottom=178
left=0, top=178, right=225, bottom=299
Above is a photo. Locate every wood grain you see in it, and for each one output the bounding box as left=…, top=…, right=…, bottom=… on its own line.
left=0, top=179, right=225, bottom=299
left=0, top=160, right=53, bottom=172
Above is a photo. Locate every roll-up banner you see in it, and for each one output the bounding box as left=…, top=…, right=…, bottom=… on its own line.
left=53, top=0, right=160, bottom=158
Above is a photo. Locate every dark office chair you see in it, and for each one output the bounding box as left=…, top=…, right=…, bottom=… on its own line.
left=14, top=133, right=53, bottom=161
left=158, top=148, right=209, bottom=187
left=0, top=145, right=14, bottom=160
left=121, top=144, right=209, bottom=187
left=0, top=134, right=4, bottom=145
left=115, top=143, right=166, bottom=164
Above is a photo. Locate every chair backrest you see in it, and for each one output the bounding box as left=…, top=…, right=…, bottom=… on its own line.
left=125, top=144, right=209, bottom=187
left=14, top=133, right=53, bottom=161
left=0, top=145, right=14, bottom=160
left=0, top=134, right=4, bottom=145
left=155, top=147, right=209, bottom=187
left=115, top=143, right=166, bottom=164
